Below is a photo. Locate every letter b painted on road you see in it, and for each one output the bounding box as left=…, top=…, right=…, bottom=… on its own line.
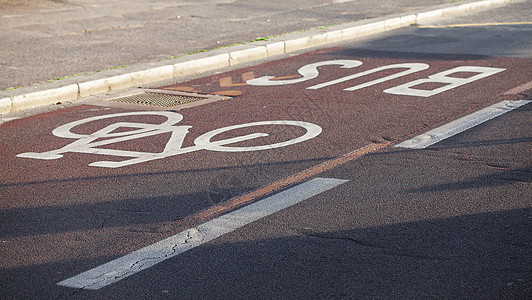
left=383, top=66, right=505, bottom=97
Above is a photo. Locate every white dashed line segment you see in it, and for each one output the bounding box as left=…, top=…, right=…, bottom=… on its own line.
left=57, top=177, right=349, bottom=290
left=395, top=100, right=531, bottom=149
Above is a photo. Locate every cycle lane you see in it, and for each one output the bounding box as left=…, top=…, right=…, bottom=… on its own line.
left=1, top=48, right=531, bottom=297
left=83, top=102, right=531, bottom=299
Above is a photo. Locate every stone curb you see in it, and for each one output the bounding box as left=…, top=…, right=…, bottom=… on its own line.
left=0, top=0, right=518, bottom=115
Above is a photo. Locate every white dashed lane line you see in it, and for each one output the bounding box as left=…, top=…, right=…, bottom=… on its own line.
left=57, top=177, right=349, bottom=290
left=395, top=100, right=531, bottom=149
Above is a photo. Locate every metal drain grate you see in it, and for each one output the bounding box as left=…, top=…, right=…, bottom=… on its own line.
left=110, top=92, right=207, bottom=107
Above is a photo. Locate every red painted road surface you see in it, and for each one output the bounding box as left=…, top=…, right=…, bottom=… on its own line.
left=1, top=49, right=531, bottom=298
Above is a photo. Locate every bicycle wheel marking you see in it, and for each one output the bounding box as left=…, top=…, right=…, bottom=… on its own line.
left=16, top=111, right=322, bottom=168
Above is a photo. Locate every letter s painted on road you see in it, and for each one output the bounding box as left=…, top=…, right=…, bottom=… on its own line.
left=246, top=60, right=362, bottom=86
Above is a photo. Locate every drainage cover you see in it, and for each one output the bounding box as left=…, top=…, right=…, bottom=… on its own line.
left=110, top=92, right=208, bottom=107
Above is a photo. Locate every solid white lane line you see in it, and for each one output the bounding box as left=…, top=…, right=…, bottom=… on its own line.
left=57, top=177, right=349, bottom=290
left=395, top=100, right=531, bottom=149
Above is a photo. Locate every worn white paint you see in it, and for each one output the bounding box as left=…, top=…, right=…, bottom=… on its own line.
left=57, top=177, right=349, bottom=290
left=395, top=100, right=531, bottom=149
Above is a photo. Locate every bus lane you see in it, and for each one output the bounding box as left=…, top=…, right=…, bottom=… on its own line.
left=1, top=48, right=531, bottom=298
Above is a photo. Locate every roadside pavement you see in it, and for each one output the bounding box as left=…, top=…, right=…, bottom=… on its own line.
left=0, top=0, right=521, bottom=114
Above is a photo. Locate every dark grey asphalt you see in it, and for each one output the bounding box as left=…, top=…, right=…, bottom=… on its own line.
left=90, top=104, right=531, bottom=299
left=355, top=0, right=532, bottom=57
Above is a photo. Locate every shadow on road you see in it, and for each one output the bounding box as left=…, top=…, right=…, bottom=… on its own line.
left=1, top=207, right=530, bottom=299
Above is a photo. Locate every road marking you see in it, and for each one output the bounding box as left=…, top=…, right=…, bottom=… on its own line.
left=395, top=100, right=532, bottom=149
left=503, top=80, right=532, bottom=95
left=57, top=141, right=390, bottom=289
left=307, top=63, right=429, bottom=91
left=193, top=141, right=390, bottom=222
left=419, top=22, right=532, bottom=28
left=247, top=60, right=505, bottom=97
left=17, top=111, right=322, bottom=168
left=247, top=60, right=363, bottom=86
left=57, top=177, right=348, bottom=290
left=383, top=66, right=505, bottom=97
left=218, top=72, right=255, bottom=87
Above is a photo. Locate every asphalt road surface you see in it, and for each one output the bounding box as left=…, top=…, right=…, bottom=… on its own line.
left=1, top=2, right=531, bottom=299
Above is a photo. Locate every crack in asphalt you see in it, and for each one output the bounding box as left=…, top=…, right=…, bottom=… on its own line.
left=59, top=227, right=207, bottom=291
left=304, top=231, right=391, bottom=250
left=304, top=232, right=451, bottom=261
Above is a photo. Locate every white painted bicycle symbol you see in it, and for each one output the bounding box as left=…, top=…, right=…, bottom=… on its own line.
left=17, top=111, right=322, bottom=168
